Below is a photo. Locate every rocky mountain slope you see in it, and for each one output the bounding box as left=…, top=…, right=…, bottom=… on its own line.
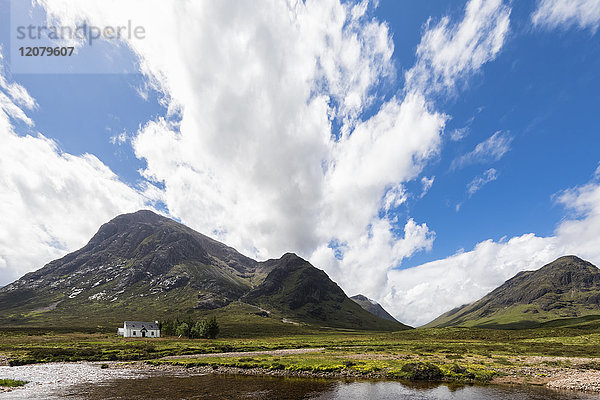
left=350, top=294, right=398, bottom=322
left=0, top=210, right=408, bottom=331
left=425, top=256, right=600, bottom=329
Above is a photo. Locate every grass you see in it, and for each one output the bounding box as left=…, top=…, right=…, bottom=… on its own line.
left=2, top=326, right=600, bottom=383
left=0, top=379, right=27, bottom=387
left=148, top=352, right=498, bottom=382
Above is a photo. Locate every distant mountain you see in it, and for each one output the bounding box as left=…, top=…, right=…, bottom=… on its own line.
left=425, top=256, right=600, bottom=329
left=0, top=210, right=409, bottom=331
left=350, top=294, right=399, bottom=322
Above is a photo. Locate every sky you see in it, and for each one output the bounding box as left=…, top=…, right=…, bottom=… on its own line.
left=0, top=0, right=600, bottom=327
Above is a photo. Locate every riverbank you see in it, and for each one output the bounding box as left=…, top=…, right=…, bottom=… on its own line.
left=0, top=362, right=155, bottom=398
left=121, top=353, right=600, bottom=393
left=1, top=358, right=599, bottom=398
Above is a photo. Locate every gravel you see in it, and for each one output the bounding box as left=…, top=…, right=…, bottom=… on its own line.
left=547, top=370, right=600, bottom=392
left=0, top=362, right=151, bottom=399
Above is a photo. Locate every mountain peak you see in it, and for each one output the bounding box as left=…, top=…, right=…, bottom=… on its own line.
left=108, top=209, right=171, bottom=225
left=554, top=255, right=585, bottom=263
left=540, top=255, right=595, bottom=271
left=350, top=294, right=399, bottom=323
left=0, top=212, right=409, bottom=331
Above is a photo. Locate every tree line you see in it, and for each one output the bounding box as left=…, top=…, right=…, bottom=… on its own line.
left=160, top=316, right=220, bottom=339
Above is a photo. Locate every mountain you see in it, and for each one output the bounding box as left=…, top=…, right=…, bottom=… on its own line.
left=425, top=256, right=600, bottom=329
left=350, top=294, right=399, bottom=322
left=0, top=210, right=409, bottom=332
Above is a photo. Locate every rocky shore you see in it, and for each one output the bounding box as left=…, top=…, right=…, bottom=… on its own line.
left=547, top=370, right=600, bottom=392
left=0, top=362, right=153, bottom=399
left=488, top=356, right=600, bottom=392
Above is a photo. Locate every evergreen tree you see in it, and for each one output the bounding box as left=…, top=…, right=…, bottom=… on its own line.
left=206, top=316, right=220, bottom=339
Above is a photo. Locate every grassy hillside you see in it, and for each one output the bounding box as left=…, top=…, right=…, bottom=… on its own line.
left=243, top=254, right=409, bottom=331
left=425, top=256, right=600, bottom=329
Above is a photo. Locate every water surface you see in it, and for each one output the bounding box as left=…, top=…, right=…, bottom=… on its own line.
left=60, top=374, right=598, bottom=400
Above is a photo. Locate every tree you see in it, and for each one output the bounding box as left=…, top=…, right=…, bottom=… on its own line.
left=175, top=322, right=190, bottom=338
left=190, top=320, right=207, bottom=339
left=205, top=316, right=220, bottom=339
left=189, top=317, right=219, bottom=339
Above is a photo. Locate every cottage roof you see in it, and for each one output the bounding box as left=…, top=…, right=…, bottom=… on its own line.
left=124, top=321, right=159, bottom=330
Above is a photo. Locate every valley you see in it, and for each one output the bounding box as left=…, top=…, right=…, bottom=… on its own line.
left=2, top=211, right=600, bottom=395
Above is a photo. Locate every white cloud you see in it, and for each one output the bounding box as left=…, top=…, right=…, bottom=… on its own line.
left=532, top=0, right=600, bottom=32
left=382, top=185, right=408, bottom=213
left=382, top=172, right=600, bottom=326
left=449, top=127, right=469, bottom=141
left=27, top=0, right=513, bottom=319
left=420, top=176, right=435, bottom=198
left=0, top=58, right=159, bottom=285
left=0, top=52, right=37, bottom=112
left=451, top=130, right=512, bottom=170
left=12, top=0, right=598, bottom=330
left=406, top=0, right=511, bottom=95
left=467, top=168, right=498, bottom=196
left=18, top=0, right=597, bottom=331
left=109, top=130, right=128, bottom=145
left=0, top=54, right=36, bottom=126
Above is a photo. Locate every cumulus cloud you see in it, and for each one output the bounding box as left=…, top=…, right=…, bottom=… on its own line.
left=451, top=130, right=512, bottom=170
left=27, top=0, right=513, bottom=317
left=532, top=0, right=600, bottom=32
left=382, top=171, right=600, bottom=326
left=15, top=0, right=598, bottom=330
left=467, top=168, right=498, bottom=197
left=0, top=57, right=159, bottom=285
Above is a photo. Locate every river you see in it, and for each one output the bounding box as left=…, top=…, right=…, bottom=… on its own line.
left=1, top=362, right=598, bottom=399
left=59, top=374, right=600, bottom=399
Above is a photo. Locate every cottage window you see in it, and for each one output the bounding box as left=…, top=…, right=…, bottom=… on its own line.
left=133, top=331, right=137, bottom=335
left=151, top=332, right=154, bottom=336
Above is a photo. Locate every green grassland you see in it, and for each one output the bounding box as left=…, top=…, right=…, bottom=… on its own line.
left=2, top=325, right=600, bottom=383
left=427, top=302, right=600, bottom=329
left=0, top=379, right=27, bottom=387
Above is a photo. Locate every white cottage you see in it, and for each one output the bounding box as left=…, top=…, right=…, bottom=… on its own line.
left=117, top=321, right=160, bottom=338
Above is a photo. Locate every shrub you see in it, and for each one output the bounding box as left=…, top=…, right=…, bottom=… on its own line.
left=400, top=362, right=443, bottom=381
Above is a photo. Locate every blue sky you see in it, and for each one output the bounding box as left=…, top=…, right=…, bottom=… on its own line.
left=1, top=0, right=600, bottom=325
left=397, top=0, right=600, bottom=268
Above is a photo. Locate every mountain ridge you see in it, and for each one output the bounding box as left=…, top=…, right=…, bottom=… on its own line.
left=350, top=294, right=399, bottom=322
left=0, top=210, right=409, bottom=332
left=425, top=255, right=600, bottom=329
